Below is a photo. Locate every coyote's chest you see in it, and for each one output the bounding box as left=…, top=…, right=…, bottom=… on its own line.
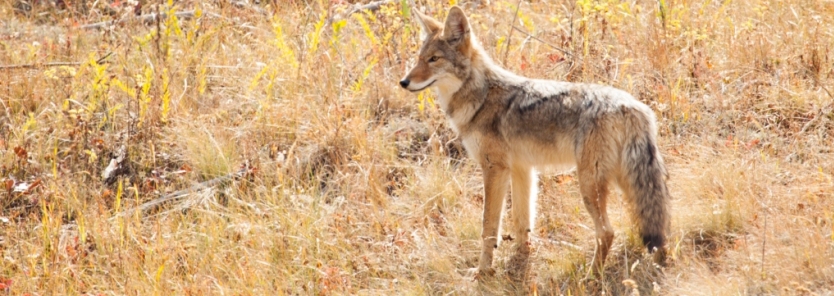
left=432, top=77, right=480, bottom=134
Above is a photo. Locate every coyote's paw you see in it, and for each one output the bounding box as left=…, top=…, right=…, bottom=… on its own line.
left=652, top=247, right=668, bottom=267
left=467, top=267, right=496, bottom=281
left=506, top=250, right=531, bottom=282
left=512, top=241, right=531, bottom=255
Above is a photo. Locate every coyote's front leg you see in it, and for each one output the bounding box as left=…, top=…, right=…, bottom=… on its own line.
left=510, top=165, right=535, bottom=252
left=477, top=161, right=509, bottom=276
left=505, top=165, right=535, bottom=280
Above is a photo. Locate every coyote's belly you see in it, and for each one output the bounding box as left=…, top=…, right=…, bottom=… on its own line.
left=508, top=136, right=577, bottom=172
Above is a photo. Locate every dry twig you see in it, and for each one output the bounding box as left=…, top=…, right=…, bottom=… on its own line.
left=511, top=26, right=573, bottom=56
left=502, top=0, right=524, bottom=65
left=0, top=52, right=112, bottom=70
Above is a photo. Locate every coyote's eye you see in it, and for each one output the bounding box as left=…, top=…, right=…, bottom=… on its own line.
left=428, top=56, right=440, bottom=63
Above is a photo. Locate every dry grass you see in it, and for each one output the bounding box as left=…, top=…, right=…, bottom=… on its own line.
left=0, top=0, right=832, bottom=294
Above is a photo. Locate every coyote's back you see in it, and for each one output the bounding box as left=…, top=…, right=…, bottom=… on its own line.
left=399, top=6, right=670, bottom=277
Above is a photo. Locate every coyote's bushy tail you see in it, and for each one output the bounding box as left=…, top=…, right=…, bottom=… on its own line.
left=622, top=115, right=671, bottom=252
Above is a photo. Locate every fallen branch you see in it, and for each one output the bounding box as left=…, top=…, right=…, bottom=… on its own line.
left=0, top=61, right=81, bottom=70
left=0, top=52, right=112, bottom=70
left=81, top=10, right=201, bottom=30
left=116, top=168, right=249, bottom=217
left=114, top=167, right=249, bottom=219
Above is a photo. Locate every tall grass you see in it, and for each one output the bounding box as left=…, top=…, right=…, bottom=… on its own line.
left=0, top=0, right=831, bottom=294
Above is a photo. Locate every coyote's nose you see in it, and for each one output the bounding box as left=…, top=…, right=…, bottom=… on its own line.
left=399, top=79, right=410, bottom=88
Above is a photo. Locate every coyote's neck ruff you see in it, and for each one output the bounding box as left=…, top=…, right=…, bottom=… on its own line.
left=440, top=51, right=517, bottom=134
left=412, top=35, right=521, bottom=134
left=400, top=6, right=671, bottom=278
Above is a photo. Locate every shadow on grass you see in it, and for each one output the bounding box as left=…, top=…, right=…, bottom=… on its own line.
left=470, top=228, right=738, bottom=295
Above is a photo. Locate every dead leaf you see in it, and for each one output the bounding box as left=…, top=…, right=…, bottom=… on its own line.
left=92, top=138, right=105, bottom=150
left=0, top=278, right=11, bottom=289
left=520, top=55, right=529, bottom=71
left=548, top=53, right=563, bottom=63
left=23, top=179, right=41, bottom=194
left=4, top=179, right=13, bottom=192
left=13, top=146, right=27, bottom=159
left=745, top=138, right=760, bottom=149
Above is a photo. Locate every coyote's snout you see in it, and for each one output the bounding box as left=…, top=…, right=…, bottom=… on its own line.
left=400, top=6, right=671, bottom=277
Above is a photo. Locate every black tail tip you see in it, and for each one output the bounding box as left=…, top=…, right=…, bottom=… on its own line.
left=643, top=234, right=665, bottom=252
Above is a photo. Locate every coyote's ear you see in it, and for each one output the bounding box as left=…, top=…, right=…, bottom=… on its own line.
left=443, top=6, right=470, bottom=46
left=413, top=9, right=442, bottom=40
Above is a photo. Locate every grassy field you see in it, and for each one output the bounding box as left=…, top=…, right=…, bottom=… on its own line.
left=0, top=0, right=832, bottom=294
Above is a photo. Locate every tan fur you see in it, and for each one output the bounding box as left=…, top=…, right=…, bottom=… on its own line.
left=400, top=7, right=671, bottom=276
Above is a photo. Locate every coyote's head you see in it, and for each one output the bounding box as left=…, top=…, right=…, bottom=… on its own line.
left=399, top=7, right=474, bottom=96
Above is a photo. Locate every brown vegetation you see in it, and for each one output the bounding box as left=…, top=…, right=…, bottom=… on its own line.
left=0, top=0, right=832, bottom=294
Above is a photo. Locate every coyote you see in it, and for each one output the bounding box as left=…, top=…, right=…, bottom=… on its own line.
left=399, top=7, right=671, bottom=276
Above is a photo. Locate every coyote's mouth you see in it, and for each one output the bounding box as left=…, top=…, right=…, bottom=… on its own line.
left=409, top=79, right=437, bottom=92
